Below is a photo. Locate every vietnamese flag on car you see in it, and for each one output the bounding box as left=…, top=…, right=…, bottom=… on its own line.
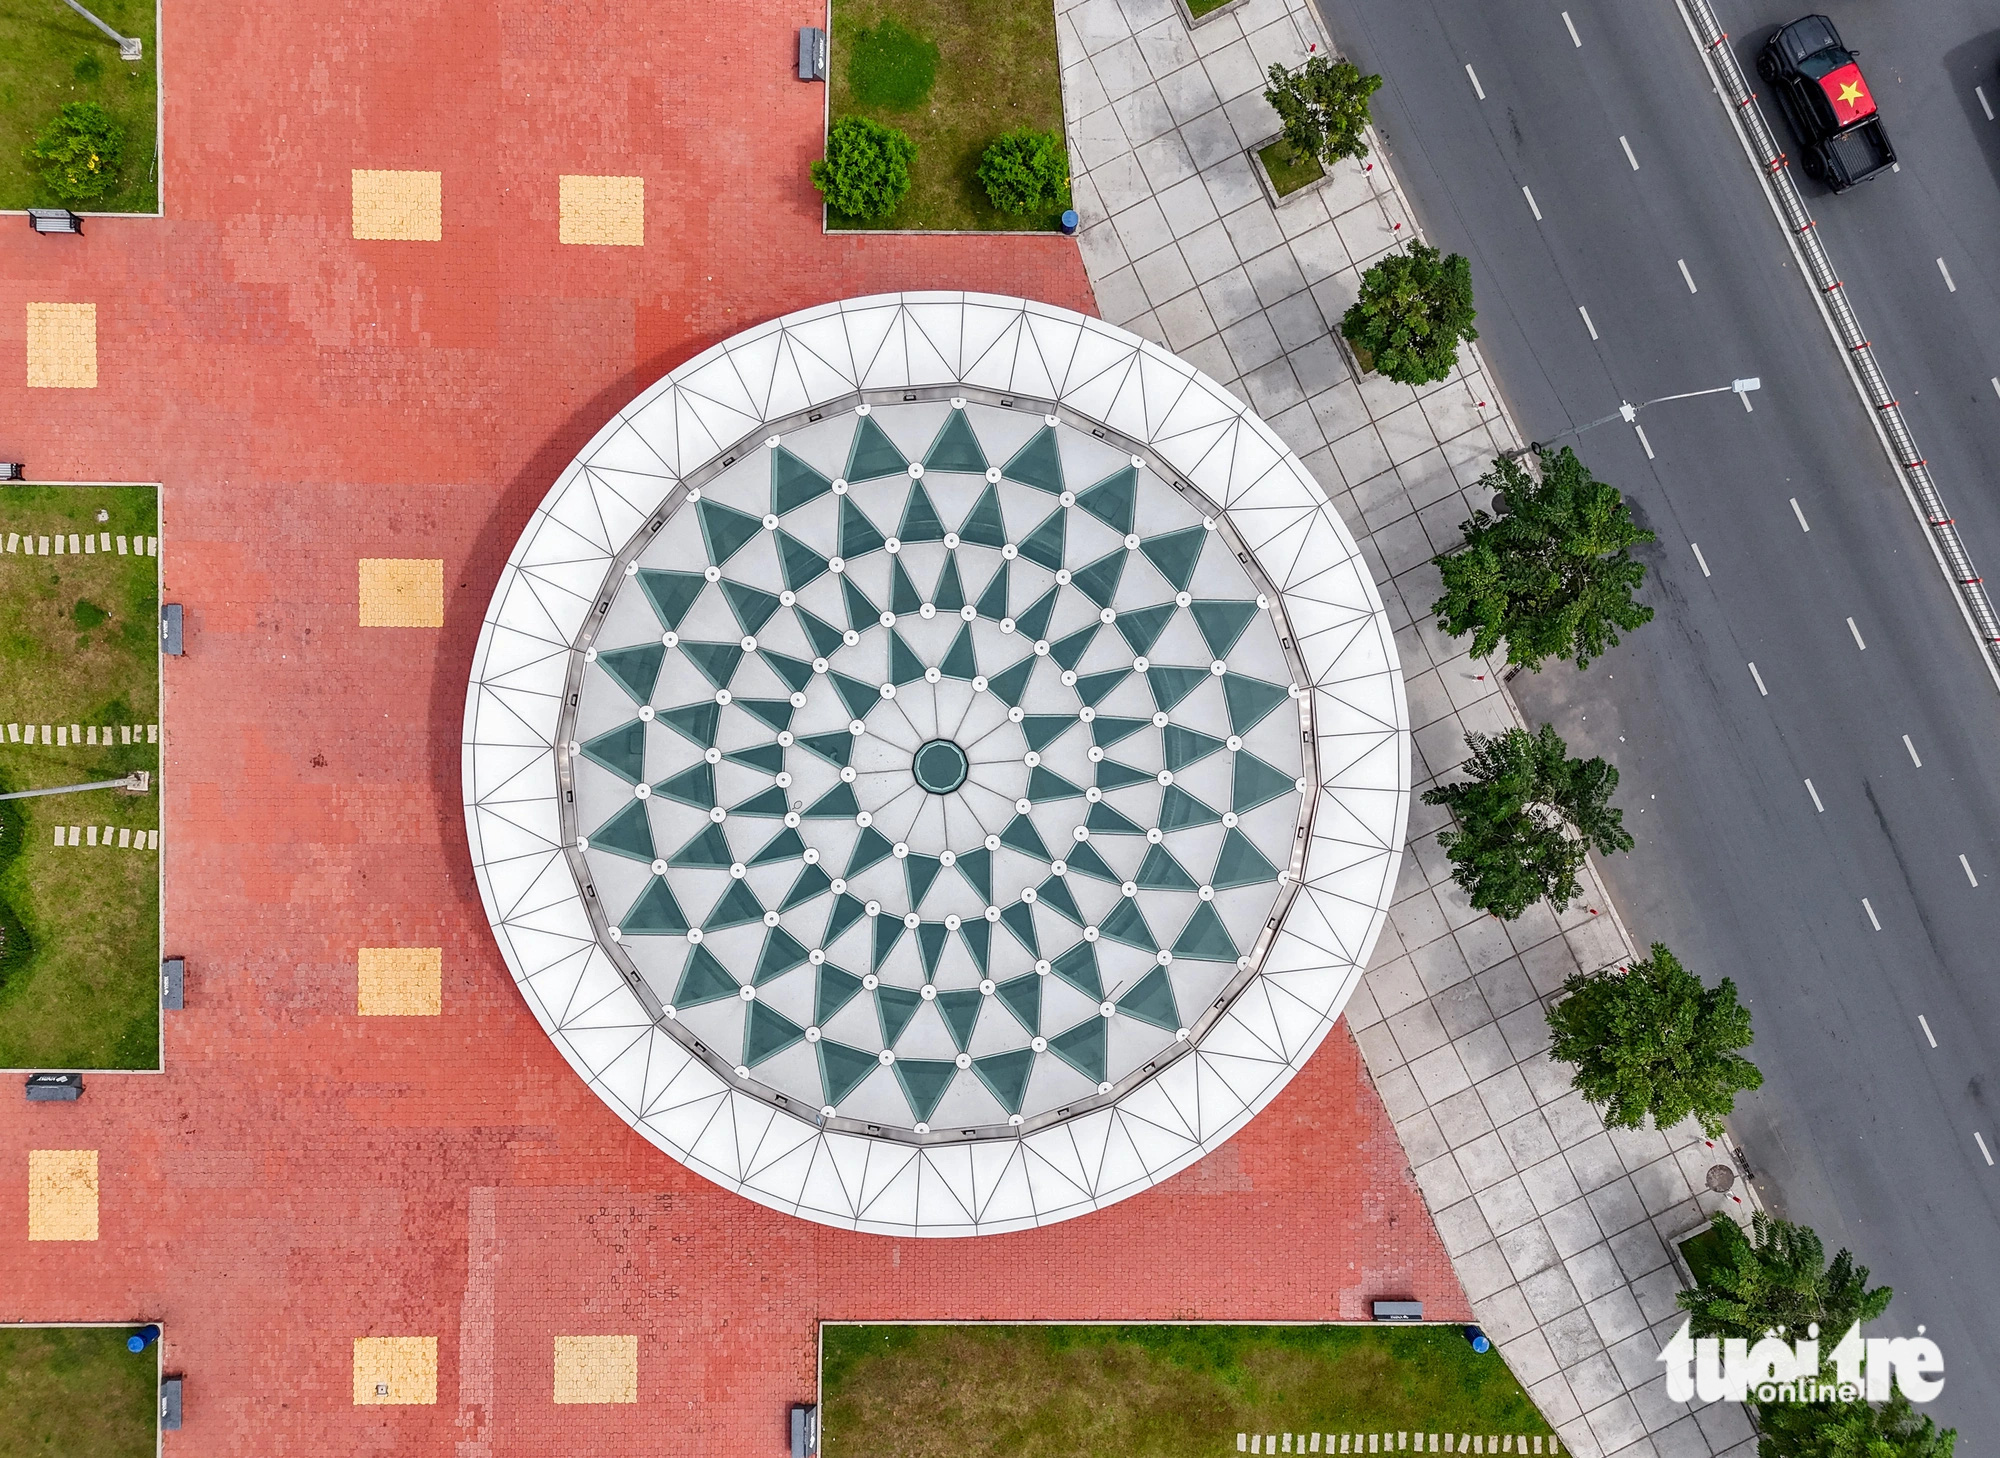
left=1818, top=62, right=1877, bottom=124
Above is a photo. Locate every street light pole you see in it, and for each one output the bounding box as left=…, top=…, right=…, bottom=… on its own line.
left=57, top=0, right=142, bottom=60
left=0, top=771, right=151, bottom=802
left=1529, top=377, right=1762, bottom=454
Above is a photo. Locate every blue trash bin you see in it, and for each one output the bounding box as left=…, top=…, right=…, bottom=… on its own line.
left=128, top=1324, right=161, bottom=1353
left=1464, top=1324, right=1490, bottom=1354
left=1060, top=209, right=1079, bottom=236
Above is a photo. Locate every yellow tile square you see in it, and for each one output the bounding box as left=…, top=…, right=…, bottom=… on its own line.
left=358, top=558, right=444, bottom=628
left=27, top=1150, right=98, bottom=1241
left=559, top=176, right=645, bottom=246
left=351, top=170, right=442, bottom=241
left=357, top=947, right=441, bottom=1016
left=353, top=1336, right=438, bottom=1405
left=553, top=1335, right=638, bottom=1403
left=25, top=303, right=97, bottom=389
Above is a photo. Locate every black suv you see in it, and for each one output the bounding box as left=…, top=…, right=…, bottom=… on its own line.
left=1758, top=15, right=1896, bottom=191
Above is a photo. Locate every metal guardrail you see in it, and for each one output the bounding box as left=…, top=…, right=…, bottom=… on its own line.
left=1679, top=0, right=2000, bottom=674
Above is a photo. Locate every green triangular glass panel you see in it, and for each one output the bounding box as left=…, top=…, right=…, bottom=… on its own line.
left=581, top=720, right=646, bottom=783
left=639, top=569, right=705, bottom=630
left=924, top=409, right=988, bottom=473
left=1013, top=584, right=1059, bottom=642
left=1022, top=768, right=1087, bottom=809
left=1089, top=715, right=1148, bottom=749
left=915, top=920, right=949, bottom=978
left=674, top=944, right=739, bottom=1007
left=1233, top=751, right=1297, bottom=812
left=994, top=973, right=1040, bottom=1034
left=984, top=655, right=1037, bottom=708
left=974, top=1048, right=1035, bottom=1113
left=895, top=1059, right=957, bottom=1123
left=819, top=1039, right=879, bottom=1105
left=590, top=799, right=656, bottom=863
left=889, top=631, right=927, bottom=685
left=1034, top=874, right=1083, bottom=925
left=871, top=913, right=906, bottom=972
left=999, top=813, right=1051, bottom=860
left=621, top=876, right=689, bottom=935
left=1069, top=548, right=1126, bottom=609
left=781, top=862, right=833, bottom=910
left=680, top=640, right=744, bottom=690
left=958, top=916, right=991, bottom=973
left=829, top=671, right=882, bottom=720
left=846, top=415, right=908, bottom=482
left=1173, top=901, right=1239, bottom=962
left=1162, top=724, right=1226, bottom=772
left=722, top=579, right=783, bottom=636
left=906, top=854, right=943, bottom=909
left=772, top=445, right=833, bottom=515
left=823, top=891, right=867, bottom=946
left=1048, top=1017, right=1107, bottom=1084
left=797, top=730, right=853, bottom=767
left=1049, top=941, right=1102, bottom=997
left=846, top=825, right=894, bottom=877
left=974, top=559, right=1010, bottom=620
left=748, top=825, right=806, bottom=866
left=816, top=962, right=864, bottom=1024
left=1157, top=784, right=1222, bottom=831
left=1116, top=966, right=1180, bottom=1031
left=1145, top=664, right=1208, bottom=711
left=654, top=761, right=716, bottom=809
left=753, top=925, right=810, bottom=984
left=760, top=648, right=815, bottom=693
left=1114, top=602, right=1178, bottom=657
left=1072, top=668, right=1130, bottom=707
left=668, top=821, right=734, bottom=868
left=940, top=623, right=977, bottom=681
left=726, top=741, right=785, bottom=774
left=1017, top=507, right=1066, bottom=570
left=744, top=1001, right=808, bottom=1066
left=897, top=484, right=947, bottom=543
left=1209, top=828, right=1280, bottom=889
left=1098, top=897, right=1158, bottom=952
left=841, top=574, right=882, bottom=633
left=704, top=878, right=765, bottom=932
left=658, top=701, right=720, bottom=749
left=698, top=498, right=763, bottom=566
left=1223, top=673, right=1291, bottom=734
left=796, top=605, right=846, bottom=659
left=776, top=529, right=831, bottom=592
left=1135, top=842, right=1199, bottom=892
left=737, top=698, right=795, bottom=732
left=1049, top=623, right=1098, bottom=670
left=1140, top=524, right=1207, bottom=590
left=1085, top=800, right=1145, bottom=834
left=998, top=900, right=1040, bottom=955
left=1021, top=714, right=1079, bottom=751
left=932, top=554, right=966, bottom=612
left=803, top=782, right=861, bottom=819
left=888, top=557, right=924, bottom=616
left=1192, top=600, right=1261, bottom=659
left=598, top=642, right=665, bottom=703
left=1064, top=840, right=1120, bottom=882
left=958, top=483, right=1008, bottom=547
left=955, top=847, right=993, bottom=902
left=936, top=989, right=982, bottom=1050
left=876, top=984, right=922, bottom=1044
left=728, top=785, right=790, bottom=818
left=1093, top=759, right=1153, bottom=792
left=1002, top=426, right=1064, bottom=493
left=1076, top=466, right=1137, bottom=535
left=839, top=496, right=887, bottom=559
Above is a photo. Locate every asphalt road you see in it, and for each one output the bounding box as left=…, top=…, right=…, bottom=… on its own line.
left=1305, top=0, right=2000, bottom=1432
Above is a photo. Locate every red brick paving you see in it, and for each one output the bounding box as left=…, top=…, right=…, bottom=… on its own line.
left=0, top=0, right=1467, bottom=1444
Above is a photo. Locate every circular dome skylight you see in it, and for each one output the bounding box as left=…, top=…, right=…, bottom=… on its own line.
left=464, top=295, right=1408, bottom=1234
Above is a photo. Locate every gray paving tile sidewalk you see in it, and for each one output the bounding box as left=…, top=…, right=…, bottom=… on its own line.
left=1057, top=0, right=1760, bottom=1453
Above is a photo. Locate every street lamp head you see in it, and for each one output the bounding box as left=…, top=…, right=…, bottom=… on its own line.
left=1731, top=377, right=1762, bottom=395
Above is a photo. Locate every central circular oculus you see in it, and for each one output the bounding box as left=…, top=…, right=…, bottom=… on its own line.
left=912, top=738, right=969, bottom=794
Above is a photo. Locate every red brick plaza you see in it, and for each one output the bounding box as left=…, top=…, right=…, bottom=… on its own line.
left=0, top=0, right=1465, bottom=1446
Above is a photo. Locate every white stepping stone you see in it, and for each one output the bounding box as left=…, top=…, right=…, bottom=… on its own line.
left=147, top=536, right=158, bottom=555
left=38, top=537, right=50, bottom=554
left=116, top=535, right=128, bottom=554
left=67, top=826, right=80, bottom=845
left=83, top=535, right=94, bottom=554
left=146, top=829, right=157, bottom=849
left=118, top=828, right=131, bottom=848
left=99, top=532, right=109, bottom=551
left=147, top=724, right=158, bottom=743
left=86, top=826, right=97, bottom=846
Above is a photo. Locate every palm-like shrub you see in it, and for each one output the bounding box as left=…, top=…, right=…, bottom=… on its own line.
left=977, top=129, right=1070, bottom=215
left=812, top=117, right=917, bottom=220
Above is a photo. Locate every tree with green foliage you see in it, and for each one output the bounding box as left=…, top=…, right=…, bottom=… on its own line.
left=977, top=129, right=1070, bottom=215
left=1421, top=723, right=1631, bottom=920
left=812, top=117, right=917, bottom=220
left=1676, top=1210, right=1891, bottom=1343
left=26, top=102, right=125, bottom=206
left=1341, top=242, right=1477, bottom=385
left=1756, top=1392, right=1955, bottom=1458
left=1432, top=448, right=1654, bottom=672
left=1548, top=946, right=1761, bottom=1136
left=1263, top=56, right=1382, bottom=167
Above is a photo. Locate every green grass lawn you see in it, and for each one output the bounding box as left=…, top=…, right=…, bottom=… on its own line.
left=1187, top=0, right=1236, bottom=18
left=821, top=1325, right=1556, bottom=1458
left=0, top=0, right=159, bottom=212
left=0, top=485, right=160, bottom=1071
left=827, top=0, right=1065, bottom=231
left=0, top=1326, right=157, bottom=1458
left=1677, top=1221, right=1732, bottom=1285
left=1259, top=140, right=1325, bottom=199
